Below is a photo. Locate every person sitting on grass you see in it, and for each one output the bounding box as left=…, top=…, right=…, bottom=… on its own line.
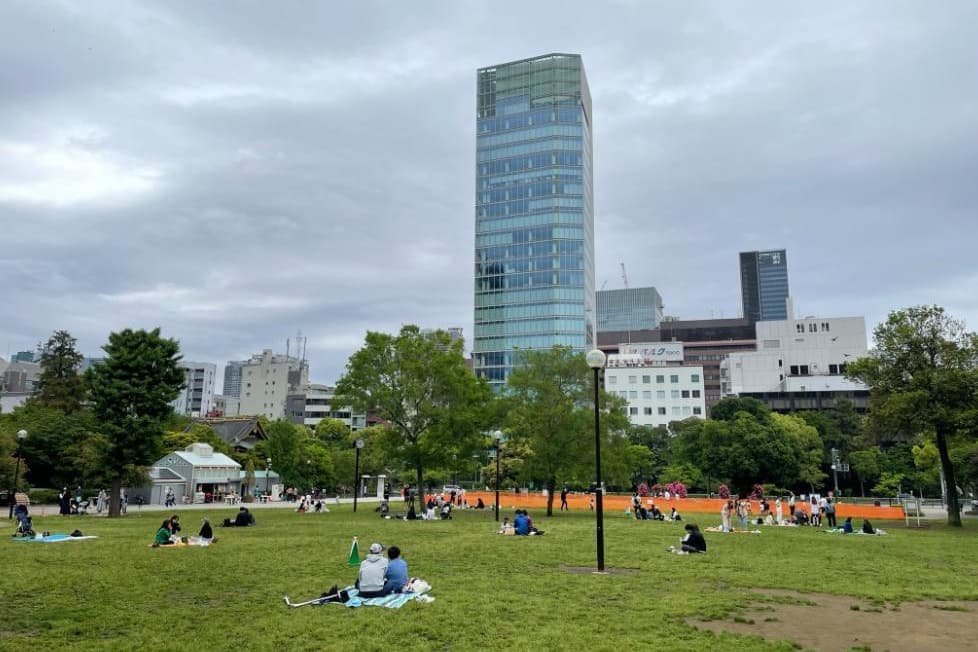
left=405, top=503, right=417, bottom=520
left=384, top=546, right=409, bottom=594
left=223, top=506, right=255, bottom=527
left=153, top=521, right=175, bottom=546
left=842, top=517, right=853, bottom=534
left=355, top=543, right=390, bottom=598
left=670, top=507, right=682, bottom=522
left=499, top=517, right=515, bottom=535
left=168, top=515, right=181, bottom=535
left=513, top=510, right=530, bottom=535
left=862, top=519, right=875, bottom=535
left=476, top=497, right=485, bottom=510
left=669, top=524, right=707, bottom=554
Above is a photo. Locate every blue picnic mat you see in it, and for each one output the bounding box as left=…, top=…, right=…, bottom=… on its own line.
left=10, top=534, right=98, bottom=543
left=323, top=587, right=420, bottom=608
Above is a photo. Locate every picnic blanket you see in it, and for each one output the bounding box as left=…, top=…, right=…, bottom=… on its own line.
left=148, top=540, right=213, bottom=548
left=705, top=526, right=761, bottom=534
left=11, top=534, right=98, bottom=543
left=823, top=528, right=889, bottom=536
left=320, top=587, right=432, bottom=608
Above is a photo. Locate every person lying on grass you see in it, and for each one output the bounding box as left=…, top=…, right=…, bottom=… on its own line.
left=669, top=524, right=707, bottom=554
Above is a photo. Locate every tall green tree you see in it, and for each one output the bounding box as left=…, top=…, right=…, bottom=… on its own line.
left=504, top=346, right=629, bottom=515
left=334, top=325, right=492, bottom=512
left=847, top=306, right=978, bottom=526
left=86, top=328, right=184, bottom=516
left=30, top=330, right=85, bottom=414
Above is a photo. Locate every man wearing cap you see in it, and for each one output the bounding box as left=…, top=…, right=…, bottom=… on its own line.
left=356, top=542, right=390, bottom=598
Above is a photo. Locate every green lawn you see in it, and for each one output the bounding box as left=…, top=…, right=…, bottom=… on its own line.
left=3, top=506, right=977, bottom=651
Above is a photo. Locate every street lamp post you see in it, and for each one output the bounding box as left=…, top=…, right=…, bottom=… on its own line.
left=265, top=458, right=272, bottom=497
left=586, top=349, right=607, bottom=573
left=7, top=429, right=27, bottom=519
left=493, top=430, right=502, bottom=522
left=452, top=453, right=457, bottom=488
left=353, top=438, right=364, bottom=512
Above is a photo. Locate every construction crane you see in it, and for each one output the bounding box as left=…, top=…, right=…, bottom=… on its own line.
left=620, top=262, right=631, bottom=345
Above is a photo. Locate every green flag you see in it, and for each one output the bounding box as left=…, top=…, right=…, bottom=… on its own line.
left=347, top=536, right=360, bottom=566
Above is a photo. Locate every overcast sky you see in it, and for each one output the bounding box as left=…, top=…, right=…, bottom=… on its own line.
left=2, top=1, right=977, bottom=388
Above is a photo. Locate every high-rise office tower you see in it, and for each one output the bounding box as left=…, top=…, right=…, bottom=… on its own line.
left=740, top=250, right=789, bottom=322
left=223, top=360, right=245, bottom=398
left=596, top=287, right=665, bottom=333
left=473, top=53, right=594, bottom=387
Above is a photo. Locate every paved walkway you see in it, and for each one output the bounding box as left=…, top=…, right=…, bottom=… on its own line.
left=20, top=496, right=397, bottom=517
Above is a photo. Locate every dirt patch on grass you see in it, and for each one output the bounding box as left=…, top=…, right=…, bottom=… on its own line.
left=689, top=589, right=977, bottom=651
left=560, top=565, right=638, bottom=576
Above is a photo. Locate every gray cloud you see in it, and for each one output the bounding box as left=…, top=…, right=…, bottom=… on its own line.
left=2, top=1, right=977, bottom=383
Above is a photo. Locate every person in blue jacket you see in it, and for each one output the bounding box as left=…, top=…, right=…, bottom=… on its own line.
left=513, top=510, right=530, bottom=535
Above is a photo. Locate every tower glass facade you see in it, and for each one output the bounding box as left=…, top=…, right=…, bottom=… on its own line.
left=473, top=53, right=594, bottom=386
left=596, top=287, right=664, bottom=333
left=740, top=250, right=789, bottom=321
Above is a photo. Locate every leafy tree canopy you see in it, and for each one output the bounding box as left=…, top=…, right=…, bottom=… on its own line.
left=847, top=305, right=978, bottom=525
left=503, top=346, right=630, bottom=514
left=334, top=325, right=492, bottom=511
left=86, top=328, right=184, bottom=516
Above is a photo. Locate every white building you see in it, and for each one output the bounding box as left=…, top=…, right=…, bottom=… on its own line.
left=286, top=384, right=366, bottom=430
left=171, top=362, right=217, bottom=417
left=604, top=343, right=706, bottom=428
left=720, top=316, right=870, bottom=411
left=212, top=395, right=240, bottom=417
left=137, top=442, right=241, bottom=504
left=238, top=349, right=309, bottom=420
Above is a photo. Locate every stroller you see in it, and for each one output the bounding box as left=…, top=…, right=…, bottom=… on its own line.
left=13, top=505, right=36, bottom=538
left=71, top=498, right=90, bottom=515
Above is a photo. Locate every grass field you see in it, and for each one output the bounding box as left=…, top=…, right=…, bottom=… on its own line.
left=3, top=505, right=977, bottom=651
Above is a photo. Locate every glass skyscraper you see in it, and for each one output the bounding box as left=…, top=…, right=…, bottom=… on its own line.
left=740, top=249, right=789, bottom=322
left=596, top=286, right=665, bottom=333
left=473, top=53, right=594, bottom=386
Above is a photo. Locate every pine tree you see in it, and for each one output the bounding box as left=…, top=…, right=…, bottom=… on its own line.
left=86, top=328, right=184, bottom=517
left=31, top=330, right=84, bottom=414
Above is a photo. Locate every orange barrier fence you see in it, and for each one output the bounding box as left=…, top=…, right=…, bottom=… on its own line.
left=438, top=492, right=905, bottom=520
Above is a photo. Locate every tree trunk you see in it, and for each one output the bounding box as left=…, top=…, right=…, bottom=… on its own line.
left=415, top=463, right=424, bottom=515
left=545, top=477, right=556, bottom=516
left=936, top=428, right=961, bottom=526
left=859, top=476, right=865, bottom=498
left=108, top=478, right=122, bottom=518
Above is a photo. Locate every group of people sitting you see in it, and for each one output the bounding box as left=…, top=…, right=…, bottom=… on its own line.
left=631, top=495, right=682, bottom=522
left=296, top=498, right=328, bottom=514
left=354, top=543, right=411, bottom=598
left=839, top=517, right=876, bottom=534
left=499, top=510, right=544, bottom=535
left=152, top=514, right=214, bottom=546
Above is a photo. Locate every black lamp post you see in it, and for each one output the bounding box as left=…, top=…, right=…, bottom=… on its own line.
left=493, top=430, right=502, bottom=522
left=265, top=458, right=272, bottom=497
left=586, top=349, right=607, bottom=572
left=7, top=429, right=27, bottom=519
left=353, top=438, right=364, bottom=512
